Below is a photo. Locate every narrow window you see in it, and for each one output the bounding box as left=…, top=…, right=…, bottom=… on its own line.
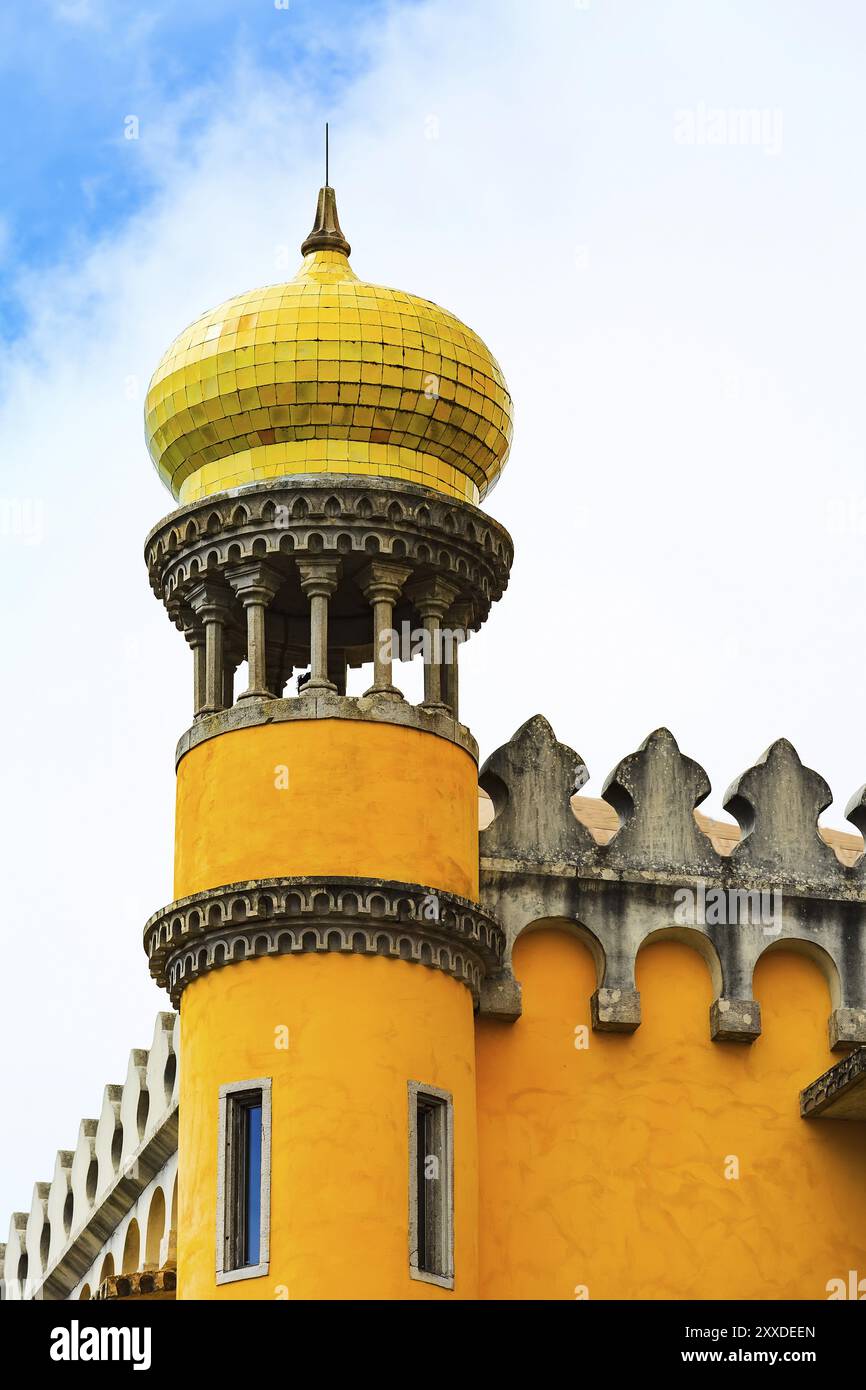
left=240, top=1100, right=262, bottom=1266
left=408, top=1081, right=454, bottom=1289
left=216, top=1078, right=271, bottom=1284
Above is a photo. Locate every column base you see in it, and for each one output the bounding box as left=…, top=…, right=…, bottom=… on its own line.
left=237, top=687, right=274, bottom=701
left=363, top=685, right=405, bottom=700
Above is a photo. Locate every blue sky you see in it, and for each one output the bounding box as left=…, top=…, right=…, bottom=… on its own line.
left=0, top=0, right=404, bottom=336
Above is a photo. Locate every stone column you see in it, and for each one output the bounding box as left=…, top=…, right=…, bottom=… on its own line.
left=182, top=622, right=207, bottom=719
left=442, top=599, right=471, bottom=720
left=358, top=560, right=412, bottom=698
left=227, top=562, right=283, bottom=700
left=408, top=578, right=460, bottom=711
left=188, top=581, right=234, bottom=715
left=297, top=559, right=341, bottom=693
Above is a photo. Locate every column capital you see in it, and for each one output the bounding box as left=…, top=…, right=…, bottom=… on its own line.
left=357, top=559, right=413, bottom=605
left=446, top=596, right=474, bottom=631
left=226, top=560, right=283, bottom=608
left=179, top=617, right=205, bottom=650
left=187, top=579, right=233, bottom=623
left=297, top=557, right=341, bottom=600
left=406, top=575, right=461, bottom=620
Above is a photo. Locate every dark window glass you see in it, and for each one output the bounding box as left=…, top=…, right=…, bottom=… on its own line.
left=224, top=1090, right=264, bottom=1272
left=416, top=1102, right=433, bottom=1272
left=242, top=1102, right=262, bottom=1267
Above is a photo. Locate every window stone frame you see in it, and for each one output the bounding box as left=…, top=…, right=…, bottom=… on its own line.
left=216, top=1077, right=272, bottom=1286
left=407, top=1080, right=454, bottom=1290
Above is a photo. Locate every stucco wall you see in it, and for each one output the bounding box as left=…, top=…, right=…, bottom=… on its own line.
left=476, top=930, right=866, bottom=1299
left=178, top=953, right=478, bottom=1299
left=174, top=720, right=479, bottom=900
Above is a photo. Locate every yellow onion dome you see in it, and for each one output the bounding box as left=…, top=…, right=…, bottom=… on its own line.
left=145, top=186, right=513, bottom=506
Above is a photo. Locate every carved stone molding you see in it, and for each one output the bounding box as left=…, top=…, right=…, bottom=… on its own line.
left=93, top=1267, right=177, bottom=1301
left=144, top=877, right=506, bottom=1009
left=175, top=688, right=479, bottom=767
left=710, top=997, right=762, bottom=1044
left=145, top=475, right=513, bottom=641
left=828, top=1006, right=866, bottom=1051
left=591, top=987, right=641, bottom=1034
left=800, top=1046, right=866, bottom=1119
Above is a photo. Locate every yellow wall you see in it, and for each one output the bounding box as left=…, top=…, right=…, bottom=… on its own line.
left=174, top=720, right=478, bottom=901
left=177, top=953, right=478, bottom=1300
left=174, top=717, right=480, bottom=1299
left=476, top=929, right=866, bottom=1300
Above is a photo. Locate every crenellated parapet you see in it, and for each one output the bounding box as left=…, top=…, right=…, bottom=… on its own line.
left=479, top=716, right=866, bottom=1048
left=2, top=1012, right=179, bottom=1301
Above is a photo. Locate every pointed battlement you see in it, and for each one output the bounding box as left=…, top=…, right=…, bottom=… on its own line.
left=480, top=717, right=866, bottom=1047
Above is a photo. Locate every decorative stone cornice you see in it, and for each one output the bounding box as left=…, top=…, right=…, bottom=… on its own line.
left=175, top=689, right=479, bottom=767
left=93, top=1267, right=177, bottom=1301
left=800, top=1046, right=866, bottom=1119
left=144, top=476, right=513, bottom=641
left=144, top=877, right=506, bottom=1009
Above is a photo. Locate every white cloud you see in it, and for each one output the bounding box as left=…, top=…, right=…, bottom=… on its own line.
left=3, top=0, right=866, bottom=1223
left=52, top=0, right=104, bottom=27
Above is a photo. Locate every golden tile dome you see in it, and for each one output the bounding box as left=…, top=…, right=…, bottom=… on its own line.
left=145, top=187, right=513, bottom=505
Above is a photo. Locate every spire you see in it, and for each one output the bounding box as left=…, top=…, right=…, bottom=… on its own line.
left=300, top=185, right=351, bottom=257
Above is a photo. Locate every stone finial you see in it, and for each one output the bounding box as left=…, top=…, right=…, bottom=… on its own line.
left=300, top=185, right=351, bottom=257
left=601, top=728, right=719, bottom=876
left=723, top=739, right=842, bottom=887
left=479, top=715, right=596, bottom=866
